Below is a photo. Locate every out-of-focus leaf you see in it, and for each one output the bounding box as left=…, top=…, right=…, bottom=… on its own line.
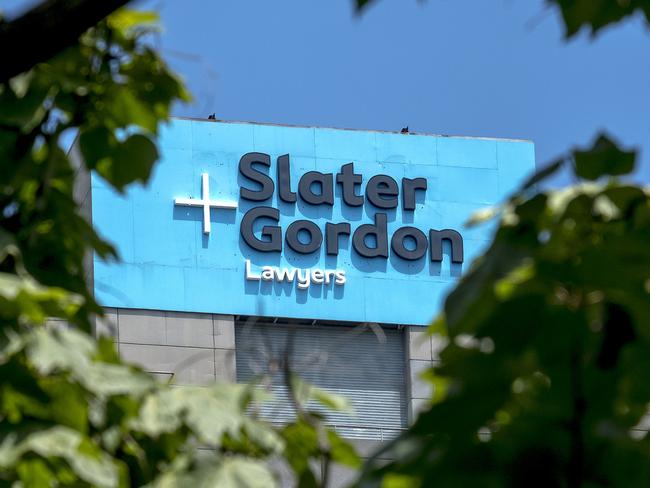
left=0, top=427, right=119, bottom=488
left=359, top=132, right=650, bottom=487
left=0, top=273, right=83, bottom=325
left=106, top=86, right=158, bottom=133
left=291, top=376, right=354, bottom=414
left=149, top=457, right=277, bottom=488
left=520, top=157, right=565, bottom=191
left=465, top=206, right=500, bottom=227
left=108, top=9, right=159, bottom=34
left=573, top=133, right=636, bottom=180
left=8, top=71, right=34, bottom=98
left=0, top=81, right=49, bottom=129
left=328, top=430, right=361, bottom=468
left=548, top=0, right=650, bottom=38
left=281, top=420, right=319, bottom=483
left=133, top=384, right=283, bottom=451
left=355, top=0, right=376, bottom=12
left=312, top=387, right=354, bottom=413
left=26, top=327, right=95, bottom=375
left=79, top=126, right=116, bottom=169
left=381, top=473, right=422, bottom=488
left=96, top=134, right=159, bottom=190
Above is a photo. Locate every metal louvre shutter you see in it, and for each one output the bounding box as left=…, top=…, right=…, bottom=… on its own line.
left=235, top=320, right=407, bottom=441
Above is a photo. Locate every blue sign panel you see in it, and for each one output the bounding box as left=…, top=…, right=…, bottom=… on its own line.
left=92, top=119, right=535, bottom=325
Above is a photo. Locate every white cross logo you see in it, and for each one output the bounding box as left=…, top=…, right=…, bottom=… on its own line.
left=174, top=173, right=237, bottom=235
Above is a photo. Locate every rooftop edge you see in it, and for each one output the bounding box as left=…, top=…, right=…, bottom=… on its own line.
left=170, top=116, right=534, bottom=144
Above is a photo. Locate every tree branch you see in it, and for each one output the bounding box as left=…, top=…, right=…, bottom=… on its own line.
left=0, top=0, right=131, bottom=84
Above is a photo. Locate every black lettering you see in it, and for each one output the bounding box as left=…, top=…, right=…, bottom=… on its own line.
left=240, top=207, right=282, bottom=252
left=298, top=171, right=334, bottom=206
left=336, top=162, right=364, bottom=206
left=366, top=175, right=399, bottom=209
left=402, top=177, right=427, bottom=211
left=277, top=154, right=296, bottom=203
left=352, top=213, right=388, bottom=258
left=286, top=220, right=323, bottom=254
left=239, top=152, right=274, bottom=201
left=391, top=227, right=428, bottom=260
left=325, top=222, right=351, bottom=255
left=429, top=229, right=464, bottom=263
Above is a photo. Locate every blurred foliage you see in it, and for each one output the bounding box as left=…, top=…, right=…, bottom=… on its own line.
left=351, top=2, right=650, bottom=487
left=0, top=5, right=356, bottom=487
left=357, top=134, right=650, bottom=487
left=355, top=0, right=650, bottom=38
left=550, top=0, right=650, bottom=37
left=2, top=1, right=649, bottom=487
left=0, top=7, right=190, bottom=332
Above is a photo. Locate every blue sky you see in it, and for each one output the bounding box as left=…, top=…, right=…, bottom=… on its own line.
left=5, top=0, right=650, bottom=184
left=152, top=0, right=650, bottom=185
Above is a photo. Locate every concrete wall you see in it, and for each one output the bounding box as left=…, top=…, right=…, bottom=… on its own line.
left=103, top=309, right=433, bottom=420
left=97, top=308, right=236, bottom=385
left=406, top=326, right=446, bottom=419
left=99, top=307, right=437, bottom=486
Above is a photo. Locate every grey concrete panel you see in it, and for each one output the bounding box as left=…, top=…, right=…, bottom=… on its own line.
left=407, top=327, right=432, bottom=361
left=266, top=458, right=324, bottom=488
left=45, top=318, right=69, bottom=331
left=118, top=309, right=166, bottom=345
left=410, top=398, right=430, bottom=422
left=120, top=343, right=215, bottom=385
left=214, top=348, right=236, bottom=382
left=327, top=463, right=358, bottom=488
left=213, top=315, right=235, bottom=349
left=267, top=457, right=297, bottom=488
left=409, top=359, right=433, bottom=400
left=165, top=310, right=214, bottom=348
left=431, top=333, right=449, bottom=362
left=150, top=371, right=174, bottom=383
left=348, top=439, right=390, bottom=460
left=95, top=308, right=118, bottom=339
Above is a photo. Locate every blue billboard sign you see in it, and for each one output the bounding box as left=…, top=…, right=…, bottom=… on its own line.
left=92, top=119, right=535, bottom=325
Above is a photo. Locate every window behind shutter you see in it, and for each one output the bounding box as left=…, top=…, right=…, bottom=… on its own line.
left=235, top=320, right=407, bottom=441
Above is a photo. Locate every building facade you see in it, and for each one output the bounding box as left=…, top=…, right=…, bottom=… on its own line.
left=79, top=118, right=535, bottom=479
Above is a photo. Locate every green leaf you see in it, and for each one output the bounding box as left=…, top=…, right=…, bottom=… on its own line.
left=281, top=420, right=319, bottom=478
left=312, top=387, right=354, bottom=414
left=291, top=375, right=354, bottom=414
left=382, top=473, right=422, bottom=488
left=26, top=327, right=94, bottom=374
left=96, top=134, right=159, bottom=190
left=355, top=0, right=376, bottom=12
left=0, top=273, right=83, bottom=325
left=8, top=71, right=34, bottom=98
left=133, top=384, right=282, bottom=451
left=573, top=133, right=636, bottom=181
left=520, top=157, right=565, bottom=191
left=0, top=81, right=49, bottom=129
left=361, top=132, right=650, bottom=486
left=22, top=328, right=154, bottom=400
left=466, top=206, right=500, bottom=227
left=79, top=126, right=117, bottom=170
left=0, top=427, right=120, bottom=488
left=16, top=458, right=55, bottom=486
left=106, top=86, right=159, bottom=133
left=328, top=430, right=361, bottom=468
left=149, top=457, right=277, bottom=488
left=548, top=0, right=650, bottom=38
left=108, top=9, right=160, bottom=34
